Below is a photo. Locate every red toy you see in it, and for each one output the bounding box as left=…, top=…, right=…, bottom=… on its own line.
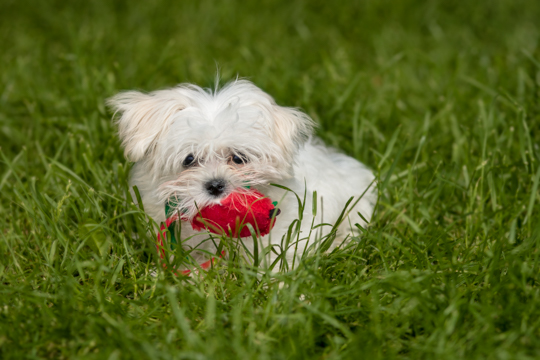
left=191, top=189, right=280, bottom=237
left=156, top=189, right=280, bottom=275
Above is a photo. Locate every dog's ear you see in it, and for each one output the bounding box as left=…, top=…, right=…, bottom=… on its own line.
left=107, top=90, right=187, bottom=162
left=269, top=105, right=316, bottom=162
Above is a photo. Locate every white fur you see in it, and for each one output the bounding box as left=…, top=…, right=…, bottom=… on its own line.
left=108, top=80, right=376, bottom=268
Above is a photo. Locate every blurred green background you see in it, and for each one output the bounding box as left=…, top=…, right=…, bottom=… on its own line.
left=1, top=0, right=540, bottom=359
left=2, top=0, right=538, bottom=161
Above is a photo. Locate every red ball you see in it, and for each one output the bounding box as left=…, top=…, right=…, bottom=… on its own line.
left=191, top=190, right=280, bottom=237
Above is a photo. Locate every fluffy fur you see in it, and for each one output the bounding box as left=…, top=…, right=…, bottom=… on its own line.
left=108, top=80, right=376, bottom=267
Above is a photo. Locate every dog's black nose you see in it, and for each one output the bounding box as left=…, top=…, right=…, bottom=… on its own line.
left=205, top=179, right=226, bottom=197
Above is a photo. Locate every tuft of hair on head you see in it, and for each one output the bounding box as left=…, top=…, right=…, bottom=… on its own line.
left=107, top=79, right=317, bottom=167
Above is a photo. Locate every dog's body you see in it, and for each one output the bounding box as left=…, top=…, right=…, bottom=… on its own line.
left=109, top=80, right=376, bottom=266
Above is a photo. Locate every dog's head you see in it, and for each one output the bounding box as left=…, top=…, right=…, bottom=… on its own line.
left=108, top=80, right=315, bottom=218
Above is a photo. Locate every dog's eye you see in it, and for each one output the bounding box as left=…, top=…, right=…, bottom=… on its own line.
left=232, top=154, right=247, bottom=165
left=183, top=154, right=195, bottom=167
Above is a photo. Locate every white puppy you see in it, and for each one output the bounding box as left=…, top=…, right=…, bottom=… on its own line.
left=108, top=80, right=376, bottom=268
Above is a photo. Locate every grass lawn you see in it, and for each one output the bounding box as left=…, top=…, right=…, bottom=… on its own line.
left=2, top=0, right=540, bottom=358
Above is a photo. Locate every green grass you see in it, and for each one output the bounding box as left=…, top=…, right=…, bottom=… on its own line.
left=1, top=0, right=540, bottom=358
